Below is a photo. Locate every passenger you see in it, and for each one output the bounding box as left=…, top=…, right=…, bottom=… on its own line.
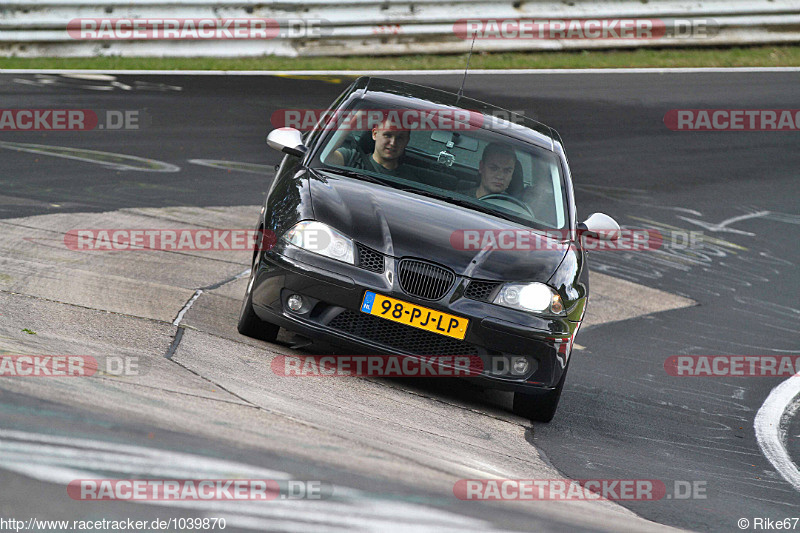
left=461, top=142, right=517, bottom=199
left=327, top=117, right=410, bottom=177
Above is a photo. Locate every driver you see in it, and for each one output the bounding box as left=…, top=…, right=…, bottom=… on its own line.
left=462, top=142, right=517, bottom=199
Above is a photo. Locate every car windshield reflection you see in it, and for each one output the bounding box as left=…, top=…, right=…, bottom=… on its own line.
left=311, top=103, right=569, bottom=230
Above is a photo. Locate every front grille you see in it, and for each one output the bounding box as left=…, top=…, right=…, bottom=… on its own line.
left=328, top=310, right=478, bottom=357
left=463, top=280, right=501, bottom=302
left=397, top=259, right=454, bottom=300
left=356, top=244, right=384, bottom=273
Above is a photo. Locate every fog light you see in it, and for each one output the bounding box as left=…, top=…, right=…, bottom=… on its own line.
left=287, top=294, right=304, bottom=312
left=512, top=357, right=529, bottom=375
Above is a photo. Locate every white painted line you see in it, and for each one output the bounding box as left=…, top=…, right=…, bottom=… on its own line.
left=188, top=159, right=274, bottom=175
left=2, top=67, right=800, bottom=75
left=754, top=376, right=800, bottom=492
left=173, top=268, right=250, bottom=326
left=173, top=289, right=203, bottom=326
left=0, top=141, right=180, bottom=172
left=0, top=428, right=289, bottom=479
left=677, top=210, right=771, bottom=237
left=0, top=429, right=495, bottom=532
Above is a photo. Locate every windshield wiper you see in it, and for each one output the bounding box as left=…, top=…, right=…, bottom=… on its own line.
left=401, top=188, right=517, bottom=222
left=312, top=167, right=395, bottom=187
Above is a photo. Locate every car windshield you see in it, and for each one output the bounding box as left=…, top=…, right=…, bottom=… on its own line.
left=309, top=100, right=569, bottom=230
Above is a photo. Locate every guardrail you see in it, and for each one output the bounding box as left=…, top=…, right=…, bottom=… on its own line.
left=1, top=0, right=798, bottom=57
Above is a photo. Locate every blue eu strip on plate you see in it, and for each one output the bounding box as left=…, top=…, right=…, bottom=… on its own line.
left=361, top=291, right=376, bottom=313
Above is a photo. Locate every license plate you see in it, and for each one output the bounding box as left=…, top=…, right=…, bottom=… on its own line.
left=360, top=291, right=469, bottom=340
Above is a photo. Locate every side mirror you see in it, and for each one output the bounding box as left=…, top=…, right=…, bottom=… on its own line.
left=578, top=212, right=620, bottom=241
left=266, top=128, right=307, bottom=157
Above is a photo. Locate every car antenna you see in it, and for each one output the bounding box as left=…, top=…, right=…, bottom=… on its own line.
left=456, top=35, right=476, bottom=104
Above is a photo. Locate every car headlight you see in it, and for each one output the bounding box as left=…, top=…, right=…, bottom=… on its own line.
left=493, top=282, right=564, bottom=315
left=282, top=221, right=355, bottom=264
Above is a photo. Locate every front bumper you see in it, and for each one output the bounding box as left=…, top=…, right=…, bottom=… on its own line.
left=251, top=243, right=580, bottom=392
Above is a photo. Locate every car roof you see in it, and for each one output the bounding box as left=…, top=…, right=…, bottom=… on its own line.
left=346, top=76, right=560, bottom=152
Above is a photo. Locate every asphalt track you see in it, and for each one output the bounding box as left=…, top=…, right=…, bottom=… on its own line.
left=0, top=70, right=798, bottom=532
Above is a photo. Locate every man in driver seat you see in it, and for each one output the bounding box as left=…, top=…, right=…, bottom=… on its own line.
left=461, top=142, right=517, bottom=199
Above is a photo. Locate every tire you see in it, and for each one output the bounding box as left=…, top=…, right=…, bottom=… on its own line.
left=512, top=363, right=569, bottom=423
left=237, top=250, right=280, bottom=342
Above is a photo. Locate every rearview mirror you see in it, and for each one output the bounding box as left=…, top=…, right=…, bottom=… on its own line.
left=579, top=212, right=620, bottom=241
left=266, top=128, right=307, bottom=157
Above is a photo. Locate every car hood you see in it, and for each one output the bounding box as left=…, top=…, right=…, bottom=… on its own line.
left=308, top=170, right=568, bottom=281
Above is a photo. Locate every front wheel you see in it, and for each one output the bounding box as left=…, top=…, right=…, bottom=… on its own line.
left=512, top=364, right=568, bottom=423
left=237, top=254, right=279, bottom=342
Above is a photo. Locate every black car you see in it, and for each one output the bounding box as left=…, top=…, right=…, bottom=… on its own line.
left=238, top=77, right=619, bottom=422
